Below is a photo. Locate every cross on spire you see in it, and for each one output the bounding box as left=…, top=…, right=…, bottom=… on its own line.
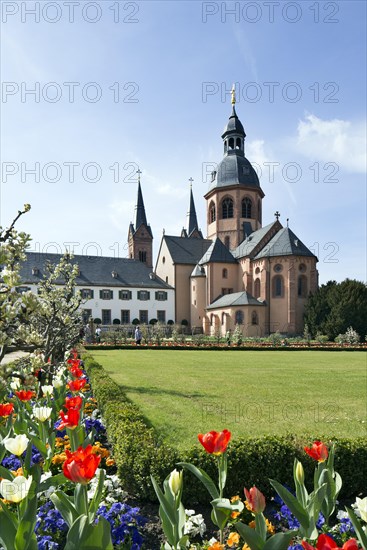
left=274, top=211, right=281, bottom=221
left=136, top=168, right=142, bottom=183
left=189, top=177, right=194, bottom=189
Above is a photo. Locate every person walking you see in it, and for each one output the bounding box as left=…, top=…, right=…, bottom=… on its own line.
left=134, top=325, right=142, bottom=345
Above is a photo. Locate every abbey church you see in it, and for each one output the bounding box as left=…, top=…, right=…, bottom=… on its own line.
left=20, top=93, right=318, bottom=335
left=130, top=93, right=319, bottom=336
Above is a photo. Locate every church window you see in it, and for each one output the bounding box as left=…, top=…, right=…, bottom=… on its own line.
left=236, top=137, right=241, bottom=149
left=16, top=286, right=31, bottom=294
left=162, top=256, right=165, bottom=264
left=274, top=264, right=283, bottom=273
left=254, top=278, right=260, bottom=298
left=155, top=291, right=167, bottom=301
left=242, top=197, right=252, bottom=218
left=139, top=250, right=147, bottom=263
left=222, top=268, right=228, bottom=279
left=224, top=236, right=230, bottom=249
left=255, top=267, right=260, bottom=274
left=222, top=198, right=233, bottom=219
left=298, top=275, right=308, bottom=298
left=209, top=202, right=216, bottom=223
left=210, top=314, right=214, bottom=326
left=82, top=309, right=92, bottom=323
left=119, top=290, right=132, bottom=300
left=251, top=311, right=258, bottom=325
left=229, top=137, right=234, bottom=149
left=235, top=310, right=244, bottom=325
left=272, top=275, right=284, bottom=298
left=299, top=263, right=307, bottom=273
left=165, top=276, right=168, bottom=283
left=211, top=170, right=217, bottom=182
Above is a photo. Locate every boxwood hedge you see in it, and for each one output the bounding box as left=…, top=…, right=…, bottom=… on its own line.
left=84, top=355, right=367, bottom=503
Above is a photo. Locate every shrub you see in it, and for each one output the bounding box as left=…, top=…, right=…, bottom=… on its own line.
left=167, top=320, right=174, bottom=325
left=93, top=318, right=101, bottom=325
left=149, top=318, right=158, bottom=325
left=335, top=326, right=360, bottom=345
left=132, top=318, right=140, bottom=325
left=113, top=318, right=121, bottom=325
left=83, top=356, right=367, bottom=503
left=315, top=332, right=329, bottom=344
left=181, top=319, right=188, bottom=326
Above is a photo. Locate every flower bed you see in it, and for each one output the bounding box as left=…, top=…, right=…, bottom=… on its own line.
left=84, top=343, right=367, bottom=352
left=0, top=350, right=146, bottom=549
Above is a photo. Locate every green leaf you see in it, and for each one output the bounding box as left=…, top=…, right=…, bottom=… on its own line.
left=263, top=531, right=298, bottom=550
left=15, top=494, right=38, bottom=550
left=346, top=506, right=367, bottom=550
left=50, top=490, right=79, bottom=528
left=0, top=464, right=15, bottom=481
left=236, top=522, right=264, bottom=550
left=151, top=475, right=177, bottom=527
left=30, top=435, right=47, bottom=457
left=255, top=513, right=268, bottom=542
left=0, top=506, right=17, bottom=550
left=177, top=462, right=219, bottom=500
left=74, top=483, right=88, bottom=516
left=64, top=514, right=113, bottom=550
left=39, top=473, right=67, bottom=494
left=269, top=479, right=310, bottom=530
left=88, top=469, right=105, bottom=520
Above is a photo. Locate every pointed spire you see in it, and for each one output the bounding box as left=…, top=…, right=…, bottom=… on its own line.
left=187, top=178, right=199, bottom=236
left=134, top=170, right=148, bottom=229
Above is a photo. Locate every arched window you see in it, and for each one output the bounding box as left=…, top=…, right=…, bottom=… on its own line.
left=235, top=310, right=244, bottom=325
left=251, top=311, right=258, bottom=325
left=210, top=314, right=214, bottom=326
left=242, top=197, right=252, bottom=218
left=298, top=275, right=308, bottom=298
left=222, top=268, right=228, bottom=279
left=272, top=275, right=284, bottom=298
left=254, top=278, right=261, bottom=299
left=229, top=137, right=234, bottom=149
left=222, top=198, right=233, bottom=219
left=221, top=312, right=226, bottom=325
left=236, top=137, right=242, bottom=149
left=209, top=201, right=216, bottom=223
left=224, top=236, right=230, bottom=249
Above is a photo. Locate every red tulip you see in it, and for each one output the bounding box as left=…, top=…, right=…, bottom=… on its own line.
left=302, top=534, right=359, bottom=549
left=69, top=366, right=84, bottom=378
left=244, top=486, right=266, bottom=513
left=198, top=429, right=231, bottom=455
left=57, top=408, right=80, bottom=430
left=63, top=444, right=101, bottom=484
left=67, top=379, right=86, bottom=392
left=15, top=390, right=34, bottom=401
left=64, top=396, right=83, bottom=410
left=67, top=358, right=81, bottom=368
left=304, top=441, right=328, bottom=462
left=0, top=403, right=14, bottom=417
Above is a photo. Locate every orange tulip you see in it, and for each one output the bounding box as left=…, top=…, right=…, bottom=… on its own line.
left=63, top=445, right=101, bottom=484
left=244, top=486, right=266, bottom=514
left=198, top=429, right=231, bottom=455
left=304, top=441, right=328, bottom=462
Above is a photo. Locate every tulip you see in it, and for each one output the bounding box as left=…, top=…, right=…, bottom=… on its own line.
left=63, top=445, right=101, bottom=484
left=41, top=385, right=54, bottom=396
left=57, top=408, right=80, bottom=430
left=15, top=390, right=34, bottom=401
left=244, top=486, right=266, bottom=514
left=0, top=403, right=14, bottom=417
left=295, top=460, right=305, bottom=484
left=168, top=469, right=183, bottom=496
left=64, top=396, right=83, bottom=410
left=353, top=496, right=367, bottom=522
left=0, top=475, right=32, bottom=503
left=53, top=377, right=64, bottom=389
left=69, top=366, right=84, bottom=378
left=10, top=380, right=21, bottom=391
left=304, top=441, right=328, bottom=462
left=67, top=379, right=86, bottom=392
left=302, top=534, right=359, bottom=549
left=3, top=434, right=29, bottom=456
left=198, top=430, right=231, bottom=455
left=33, top=406, right=53, bottom=422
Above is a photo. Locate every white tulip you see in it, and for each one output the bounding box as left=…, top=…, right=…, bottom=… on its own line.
left=33, top=407, right=53, bottom=422
left=0, top=475, right=32, bottom=503
left=354, top=496, right=367, bottom=522
left=53, top=377, right=64, bottom=389
left=41, top=385, right=54, bottom=396
left=10, top=380, right=21, bottom=391
left=3, top=434, right=29, bottom=456
left=168, top=468, right=183, bottom=496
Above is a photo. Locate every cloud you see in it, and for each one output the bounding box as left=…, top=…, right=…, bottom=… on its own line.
left=296, top=114, right=366, bottom=174
left=108, top=200, right=135, bottom=231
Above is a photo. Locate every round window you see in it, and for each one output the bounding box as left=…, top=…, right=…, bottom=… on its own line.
left=299, top=263, right=306, bottom=272
left=255, top=267, right=260, bottom=274
left=274, top=264, right=283, bottom=273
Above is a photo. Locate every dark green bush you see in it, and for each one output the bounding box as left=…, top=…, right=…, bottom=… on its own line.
left=84, top=356, right=367, bottom=503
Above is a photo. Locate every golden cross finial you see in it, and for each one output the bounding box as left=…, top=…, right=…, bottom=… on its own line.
left=231, top=84, right=236, bottom=105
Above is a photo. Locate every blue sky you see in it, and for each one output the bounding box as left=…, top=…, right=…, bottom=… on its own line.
left=1, top=0, right=366, bottom=284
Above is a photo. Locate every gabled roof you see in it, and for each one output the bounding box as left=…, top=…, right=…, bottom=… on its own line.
left=207, top=291, right=265, bottom=310
left=163, top=236, right=212, bottom=265
left=199, top=237, right=237, bottom=265
left=191, top=264, right=206, bottom=277
left=20, top=252, right=172, bottom=289
left=254, top=228, right=317, bottom=260
left=232, top=221, right=280, bottom=259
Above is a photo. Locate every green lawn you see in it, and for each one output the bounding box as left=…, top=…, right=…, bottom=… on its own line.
left=91, top=350, right=367, bottom=450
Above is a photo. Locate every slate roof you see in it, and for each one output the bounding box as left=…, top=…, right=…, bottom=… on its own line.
left=232, top=222, right=279, bottom=259
left=198, top=238, right=237, bottom=265
left=20, top=252, right=172, bottom=289
left=191, top=264, right=206, bottom=277
left=163, top=236, right=212, bottom=265
left=207, top=291, right=265, bottom=310
left=254, top=228, right=317, bottom=260
left=210, top=154, right=261, bottom=190
left=221, top=105, right=245, bottom=139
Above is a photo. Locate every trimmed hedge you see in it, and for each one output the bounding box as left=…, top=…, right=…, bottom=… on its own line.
left=84, top=344, right=366, bottom=352
left=84, top=355, right=367, bottom=503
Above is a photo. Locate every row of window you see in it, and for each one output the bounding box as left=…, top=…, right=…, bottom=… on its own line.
left=82, top=309, right=167, bottom=325
left=253, top=275, right=308, bottom=299
left=209, top=197, right=261, bottom=222
left=81, top=289, right=168, bottom=301
left=210, top=311, right=259, bottom=326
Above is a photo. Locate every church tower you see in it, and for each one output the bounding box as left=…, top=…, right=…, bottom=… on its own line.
left=181, top=179, right=203, bottom=239
left=128, top=171, right=153, bottom=268
left=204, top=86, right=265, bottom=249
